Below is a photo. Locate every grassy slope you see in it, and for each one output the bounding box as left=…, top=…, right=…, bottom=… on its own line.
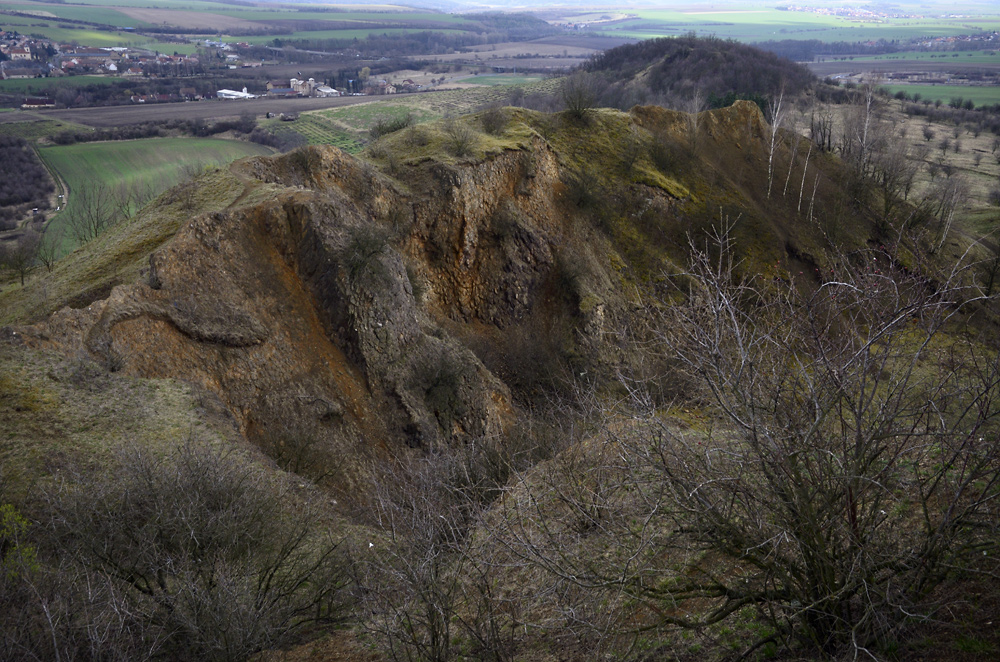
left=0, top=341, right=237, bottom=497
left=363, top=102, right=871, bottom=285
left=38, top=137, right=273, bottom=253
left=0, top=163, right=278, bottom=325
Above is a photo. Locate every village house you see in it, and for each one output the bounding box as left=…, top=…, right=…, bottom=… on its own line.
left=21, top=97, right=55, bottom=109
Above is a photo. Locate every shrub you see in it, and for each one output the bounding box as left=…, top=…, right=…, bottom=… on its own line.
left=340, top=224, right=389, bottom=285
left=479, top=104, right=508, bottom=136
left=507, top=230, right=1000, bottom=658
left=31, top=441, right=348, bottom=662
left=369, top=112, right=414, bottom=140
left=443, top=118, right=477, bottom=157
left=560, top=71, right=598, bottom=122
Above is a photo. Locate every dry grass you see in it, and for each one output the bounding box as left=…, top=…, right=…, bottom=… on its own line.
left=0, top=341, right=237, bottom=497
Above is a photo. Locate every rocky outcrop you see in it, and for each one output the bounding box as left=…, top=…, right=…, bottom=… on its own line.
left=12, top=133, right=595, bottom=482
left=11, top=102, right=872, bottom=489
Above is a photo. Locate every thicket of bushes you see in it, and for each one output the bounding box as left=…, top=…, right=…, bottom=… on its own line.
left=0, top=136, right=53, bottom=210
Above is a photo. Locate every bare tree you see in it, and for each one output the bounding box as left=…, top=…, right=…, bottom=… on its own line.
left=871, top=138, right=917, bottom=226
left=501, top=227, right=1000, bottom=658
left=39, top=440, right=348, bottom=662
left=355, top=424, right=560, bottom=662
left=839, top=78, right=887, bottom=180
left=560, top=72, right=599, bottom=122
left=809, top=107, right=834, bottom=152
left=684, top=87, right=706, bottom=153
left=924, top=174, right=970, bottom=252
left=34, top=226, right=62, bottom=272
left=110, top=180, right=155, bottom=223
left=65, top=182, right=123, bottom=244
left=0, top=231, right=40, bottom=286
left=766, top=89, right=785, bottom=198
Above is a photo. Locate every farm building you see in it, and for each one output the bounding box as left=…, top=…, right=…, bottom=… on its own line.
left=217, top=88, right=256, bottom=99
left=22, top=97, right=55, bottom=108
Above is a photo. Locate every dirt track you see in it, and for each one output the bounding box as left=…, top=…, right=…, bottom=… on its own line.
left=5, top=95, right=381, bottom=128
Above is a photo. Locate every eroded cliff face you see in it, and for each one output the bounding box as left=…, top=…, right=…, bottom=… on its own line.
left=12, top=101, right=853, bottom=490
left=13, top=129, right=610, bottom=486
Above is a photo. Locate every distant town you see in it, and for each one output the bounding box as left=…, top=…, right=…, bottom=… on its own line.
left=1, top=30, right=422, bottom=108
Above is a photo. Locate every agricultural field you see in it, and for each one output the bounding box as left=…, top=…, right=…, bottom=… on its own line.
left=0, top=76, right=117, bottom=95
left=0, top=0, right=483, bottom=59
left=261, top=113, right=364, bottom=152
left=460, top=74, right=545, bottom=86
left=841, top=50, right=1000, bottom=65
left=884, top=84, right=1000, bottom=108
left=572, top=8, right=1000, bottom=43
left=0, top=22, right=147, bottom=48
left=37, top=137, right=272, bottom=252
left=235, top=28, right=467, bottom=45
left=2, top=2, right=150, bottom=27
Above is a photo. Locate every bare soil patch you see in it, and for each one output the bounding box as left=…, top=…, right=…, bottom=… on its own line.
left=118, top=7, right=263, bottom=31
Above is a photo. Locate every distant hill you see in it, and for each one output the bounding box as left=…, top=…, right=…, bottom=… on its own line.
left=584, top=35, right=816, bottom=109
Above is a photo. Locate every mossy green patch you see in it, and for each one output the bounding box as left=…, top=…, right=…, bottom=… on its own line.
left=362, top=108, right=538, bottom=177
left=633, top=164, right=690, bottom=199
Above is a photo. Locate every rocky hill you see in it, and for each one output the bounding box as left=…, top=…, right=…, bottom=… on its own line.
left=5, top=101, right=874, bottom=491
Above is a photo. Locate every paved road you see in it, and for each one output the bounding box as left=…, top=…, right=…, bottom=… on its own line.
left=0, top=94, right=381, bottom=128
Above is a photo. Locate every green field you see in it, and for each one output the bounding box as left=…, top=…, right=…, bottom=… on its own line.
left=0, top=76, right=117, bottom=94
left=38, top=137, right=273, bottom=252
left=836, top=50, right=1000, bottom=64
left=211, top=9, right=466, bottom=22
left=1, top=0, right=472, bottom=51
left=3, top=3, right=151, bottom=27
left=0, top=22, right=141, bottom=47
left=461, top=75, right=545, bottom=86
left=884, top=84, right=1000, bottom=108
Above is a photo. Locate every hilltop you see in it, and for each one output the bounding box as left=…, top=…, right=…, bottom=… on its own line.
left=583, top=35, right=816, bottom=109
